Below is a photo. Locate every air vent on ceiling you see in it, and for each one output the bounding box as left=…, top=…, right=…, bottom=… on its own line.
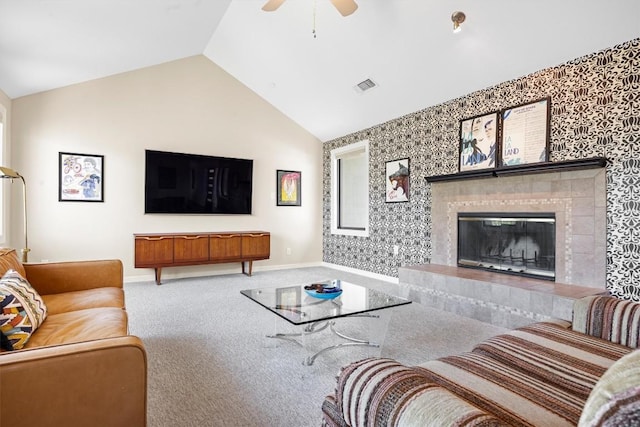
left=355, top=78, right=377, bottom=93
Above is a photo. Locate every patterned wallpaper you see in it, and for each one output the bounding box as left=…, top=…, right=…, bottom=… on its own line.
left=323, top=38, right=640, bottom=300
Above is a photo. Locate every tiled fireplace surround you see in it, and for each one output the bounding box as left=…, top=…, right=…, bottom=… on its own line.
left=398, top=167, right=607, bottom=329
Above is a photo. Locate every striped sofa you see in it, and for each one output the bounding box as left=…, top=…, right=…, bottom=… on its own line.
left=321, top=295, right=640, bottom=427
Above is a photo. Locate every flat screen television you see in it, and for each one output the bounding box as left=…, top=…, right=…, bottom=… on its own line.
left=144, top=149, right=253, bottom=214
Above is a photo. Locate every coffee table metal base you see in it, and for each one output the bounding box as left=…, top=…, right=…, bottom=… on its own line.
left=267, top=314, right=379, bottom=366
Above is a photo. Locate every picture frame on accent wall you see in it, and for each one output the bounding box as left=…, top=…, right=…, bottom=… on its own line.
left=276, top=170, right=301, bottom=206
left=501, top=97, right=551, bottom=166
left=458, top=111, right=499, bottom=172
left=58, top=152, right=104, bottom=202
left=385, top=158, right=409, bottom=203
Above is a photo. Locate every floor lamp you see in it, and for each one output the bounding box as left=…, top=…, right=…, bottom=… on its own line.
left=0, top=166, right=29, bottom=262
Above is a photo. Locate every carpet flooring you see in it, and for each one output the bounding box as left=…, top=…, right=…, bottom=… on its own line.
left=125, top=266, right=508, bottom=427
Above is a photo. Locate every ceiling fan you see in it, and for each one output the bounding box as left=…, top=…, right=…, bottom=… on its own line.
left=262, top=0, right=358, bottom=17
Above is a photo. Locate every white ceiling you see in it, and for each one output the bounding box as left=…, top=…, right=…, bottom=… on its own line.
left=1, top=0, right=639, bottom=142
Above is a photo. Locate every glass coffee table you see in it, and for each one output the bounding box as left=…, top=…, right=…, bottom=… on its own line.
left=240, top=280, right=411, bottom=365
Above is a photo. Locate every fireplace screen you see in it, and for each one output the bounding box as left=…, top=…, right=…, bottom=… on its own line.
left=457, top=213, right=555, bottom=280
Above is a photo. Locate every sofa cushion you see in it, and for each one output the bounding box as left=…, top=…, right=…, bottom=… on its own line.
left=579, top=348, right=640, bottom=426
left=41, top=287, right=125, bottom=315
left=24, top=307, right=127, bottom=348
left=415, top=322, right=632, bottom=426
left=322, top=357, right=510, bottom=427
left=0, top=248, right=26, bottom=278
left=0, top=269, right=48, bottom=350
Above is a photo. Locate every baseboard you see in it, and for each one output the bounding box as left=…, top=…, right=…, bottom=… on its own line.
left=321, top=262, right=399, bottom=284
left=124, top=261, right=324, bottom=283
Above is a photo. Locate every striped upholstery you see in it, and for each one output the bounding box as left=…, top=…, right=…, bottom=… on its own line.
left=572, top=295, right=640, bottom=348
left=322, top=321, right=633, bottom=427
left=322, top=358, right=510, bottom=427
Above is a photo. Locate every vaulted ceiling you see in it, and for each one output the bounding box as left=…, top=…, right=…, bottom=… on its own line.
left=1, top=0, right=639, bottom=141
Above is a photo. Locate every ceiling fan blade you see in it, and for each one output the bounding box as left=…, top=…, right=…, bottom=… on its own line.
left=262, top=0, right=286, bottom=12
left=330, top=0, right=358, bottom=16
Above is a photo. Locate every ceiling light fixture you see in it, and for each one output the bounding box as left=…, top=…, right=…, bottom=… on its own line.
left=451, top=11, right=466, bottom=33
left=261, top=0, right=358, bottom=17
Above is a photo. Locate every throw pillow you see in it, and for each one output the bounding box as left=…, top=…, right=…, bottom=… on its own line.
left=0, top=269, right=48, bottom=350
left=579, top=348, right=640, bottom=426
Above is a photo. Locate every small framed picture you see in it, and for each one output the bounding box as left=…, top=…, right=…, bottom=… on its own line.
left=459, top=111, right=499, bottom=172
left=276, top=170, right=301, bottom=206
left=59, top=152, right=104, bottom=202
left=501, top=97, right=550, bottom=166
left=385, top=158, right=409, bottom=203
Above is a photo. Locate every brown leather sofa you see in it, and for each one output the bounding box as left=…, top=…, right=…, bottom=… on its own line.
left=0, top=248, right=146, bottom=427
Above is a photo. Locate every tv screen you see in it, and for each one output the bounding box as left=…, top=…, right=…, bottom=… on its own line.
left=144, top=150, right=253, bottom=214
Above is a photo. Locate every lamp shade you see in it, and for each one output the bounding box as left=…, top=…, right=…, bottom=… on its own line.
left=0, top=166, right=21, bottom=179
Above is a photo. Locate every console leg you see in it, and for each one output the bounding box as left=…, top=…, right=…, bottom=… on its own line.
left=155, top=268, right=162, bottom=285
left=241, top=261, right=254, bottom=276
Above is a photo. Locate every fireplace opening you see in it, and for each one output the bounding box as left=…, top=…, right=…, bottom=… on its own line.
left=457, top=213, right=556, bottom=281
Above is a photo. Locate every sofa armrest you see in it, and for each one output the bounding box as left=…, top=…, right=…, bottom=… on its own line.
left=572, top=295, right=640, bottom=348
left=0, top=336, right=146, bottom=427
left=322, top=358, right=508, bottom=427
left=23, top=259, right=123, bottom=295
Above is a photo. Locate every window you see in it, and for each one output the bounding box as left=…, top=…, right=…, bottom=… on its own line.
left=330, top=140, right=369, bottom=236
left=0, top=112, right=5, bottom=244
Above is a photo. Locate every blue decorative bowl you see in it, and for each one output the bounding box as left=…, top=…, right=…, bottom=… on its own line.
left=305, top=289, right=343, bottom=299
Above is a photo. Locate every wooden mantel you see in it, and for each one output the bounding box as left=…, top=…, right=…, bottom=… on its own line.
left=426, top=157, right=606, bottom=183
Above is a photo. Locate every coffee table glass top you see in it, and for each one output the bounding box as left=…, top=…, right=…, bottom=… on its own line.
left=240, top=280, right=411, bottom=325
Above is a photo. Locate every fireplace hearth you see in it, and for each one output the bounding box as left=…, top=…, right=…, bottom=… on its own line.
left=457, top=213, right=556, bottom=281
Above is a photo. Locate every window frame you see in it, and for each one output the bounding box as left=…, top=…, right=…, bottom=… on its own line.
left=0, top=109, right=6, bottom=245
left=330, top=140, right=369, bottom=237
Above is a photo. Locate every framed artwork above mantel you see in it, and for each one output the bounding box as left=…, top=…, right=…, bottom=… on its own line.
left=458, top=111, right=499, bottom=173
left=501, top=97, right=551, bottom=166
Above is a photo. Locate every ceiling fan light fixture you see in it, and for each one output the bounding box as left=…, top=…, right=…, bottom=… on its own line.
left=451, top=11, right=466, bottom=33
left=261, top=0, right=358, bottom=17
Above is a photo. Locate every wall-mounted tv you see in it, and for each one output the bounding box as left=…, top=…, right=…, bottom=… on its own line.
left=144, top=149, right=253, bottom=214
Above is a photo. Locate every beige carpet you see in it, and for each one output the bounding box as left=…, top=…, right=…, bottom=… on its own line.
left=125, top=266, right=508, bottom=427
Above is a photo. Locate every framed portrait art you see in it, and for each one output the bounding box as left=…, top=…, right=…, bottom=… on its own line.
left=276, top=170, right=301, bottom=206
left=459, top=112, right=499, bottom=172
left=59, top=152, right=104, bottom=202
left=385, top=158, right=409, bottom=203
left=501, top=97, right=550, bottom=166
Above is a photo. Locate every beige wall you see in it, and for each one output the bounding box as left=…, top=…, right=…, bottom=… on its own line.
left=9, top=55, right=323, bottom=281
left=0, top=89, right=12, bottom=246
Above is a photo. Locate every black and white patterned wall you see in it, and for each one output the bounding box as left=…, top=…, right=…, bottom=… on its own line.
left=323, top=38, right=640, bottom=300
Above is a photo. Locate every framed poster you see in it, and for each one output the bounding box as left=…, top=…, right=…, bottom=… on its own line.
left=385, top=158, right=409, bottom=202
left=276, top=170, right=301, bottom=206
left=501, top=97, right=550, bottom=166
left=59, top=152, right=104, bottom=202
left=459, top=111, right=499, bottom=172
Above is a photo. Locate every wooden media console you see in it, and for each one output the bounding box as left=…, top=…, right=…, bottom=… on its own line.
left=134, top=231, right=270, bottom=284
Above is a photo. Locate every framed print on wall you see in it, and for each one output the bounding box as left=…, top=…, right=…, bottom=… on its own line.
left=501, top=97, right=551, bottom=166
left=385, top=158, right=409, bottom=203
left=276, top=170, right=301, bottom=206
left=59, top=152, right=104, bottom=202
left=459, top=111, right=499, bottom=172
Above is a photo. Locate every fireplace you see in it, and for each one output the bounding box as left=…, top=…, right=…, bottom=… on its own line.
left=457, top=213, right=556, bottom=281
